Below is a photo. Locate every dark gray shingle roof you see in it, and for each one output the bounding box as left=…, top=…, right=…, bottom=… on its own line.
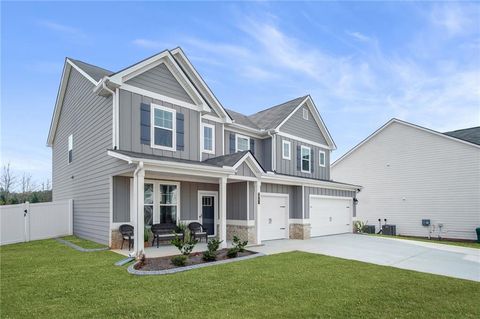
left=69, top=58, right=113, bottom=82
left=202, top=151, right=250, bottom=167
left=444, top=127, right=480, bottom=146
left=225, top=109, right=260, bottom=129
left=248, top=95, right=308, bottom=130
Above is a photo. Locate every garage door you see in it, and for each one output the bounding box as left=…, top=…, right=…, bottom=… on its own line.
left=260, top=194, right=288, bottom=241
left=309, top=196, right=352, bottom=237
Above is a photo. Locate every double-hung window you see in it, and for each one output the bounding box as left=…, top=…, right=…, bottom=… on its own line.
left=236, top=134, right=250, bottom=152
left=202, top=123, right=215, bottom=154
left=152, top=104, right=176, bottom=150
left=282, top=140, right=291, bottom=160
left=68, top=134, right=73, bottom=164
left=319, top=150, right=326, bottom=167
left=301, top=145, right=311, bottom=173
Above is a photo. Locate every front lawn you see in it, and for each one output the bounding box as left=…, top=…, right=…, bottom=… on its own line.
left=61, top=235, right=108, bottom=249
left=1, top=239, right=479, bottom=318
left=369, top=234, right=480, bottom=249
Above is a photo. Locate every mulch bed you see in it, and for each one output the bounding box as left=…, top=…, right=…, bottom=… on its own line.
left=135, top=249, right=257, bottom=271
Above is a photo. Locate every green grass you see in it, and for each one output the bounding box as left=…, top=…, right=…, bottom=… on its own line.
left=1, top=240, right=479, bottom=318
left=369, top=234, right=480, bottom=249
left=61, top=235, right=108, bottom=249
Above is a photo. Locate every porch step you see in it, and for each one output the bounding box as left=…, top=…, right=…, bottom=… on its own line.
left=115, top=257, right=135, bottom=266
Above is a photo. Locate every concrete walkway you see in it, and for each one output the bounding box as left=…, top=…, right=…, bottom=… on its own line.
left=249, top=234, right=480, bottom=282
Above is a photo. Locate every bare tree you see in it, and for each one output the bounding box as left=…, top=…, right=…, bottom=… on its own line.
left=0, top=163, right=16, bottom=195
left=21, top=173, right=33, bottom=193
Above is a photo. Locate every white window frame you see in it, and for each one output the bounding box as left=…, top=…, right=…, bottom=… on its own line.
left=302, top=108, right=309, bottom=120
left=144, top=179, right=181, bottom=225
left=300, top=145, right=311, bottom=173
left=68, top=134, right=73, bottom=164
left=235, top=133, right=250, bottom=152
left=201, top=123, right=215, bottom=154
left=151, top=103, right=176, bottom=151
left=282, top=140, right=291, bottom=160
left=319, top=150, right=326, bottom=167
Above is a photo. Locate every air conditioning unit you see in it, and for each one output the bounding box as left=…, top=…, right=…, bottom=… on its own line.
left=382, top=224, right=396, bottom=236
left=364, top=225, right=376, bottom=234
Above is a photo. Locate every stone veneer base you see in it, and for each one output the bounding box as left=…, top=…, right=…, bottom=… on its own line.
left=227, top=224, right=256, bottom=244
left=289, top=223, right=311, bottom=240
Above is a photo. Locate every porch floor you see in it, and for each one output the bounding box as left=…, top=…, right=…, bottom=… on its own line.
left=112, top=241, right=234, bottom=258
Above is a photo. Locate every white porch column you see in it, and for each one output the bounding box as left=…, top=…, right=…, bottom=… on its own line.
left=219, top=176, right=227, bottom=248
left=255, top=180, right=262, bottom=245
left=133, top=164, right=145, bottom=258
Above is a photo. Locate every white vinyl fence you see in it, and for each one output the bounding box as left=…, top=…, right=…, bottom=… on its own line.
left=0, top=200, right=73, bottom=245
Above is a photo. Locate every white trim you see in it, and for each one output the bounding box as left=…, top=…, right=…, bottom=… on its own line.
left=114, top=88, right=120, bottom=148
left=170, top=48, right=232, bottom=121
left=261, top=172, right=360, bottom=191
left=197, top=190, right=218, bottom=236
left=276, top=131, right=332, bottom=150
left=235, top=133, right=250, bottom=152
left=67, top=58, right=98, bottom=85
left=221, top=124, right=225, bottom=155
left=144, top=179, right=181, bottom=225
left=246, top=181, right=250, bottom=221
left=201, top=123, right=215, bottom=154
left=332, top=118, right=480, bottom=167
left=228, top=175, right=258, bottom=182
left=289, top=218, right=310, bottom=225
left=282, top=140, right=291, bottom=160
left=302, top=108, right=308, bottom=120
left=259, top=192, right=290, bottom=240
left=229, top=152, right=264, bottom=176
left=150, top=103, right=176, bottom=151
left=226, top=126, right=266, bottom=139
left=276, top=96, right=336, bottom=150
left=120, top=84, right=201, bottom=112
left=300, top=145, right=311, bottom=173
left=202, top=114, right=224, bottom=123
left=301, top=185, right=305, bottom=219
left=67, top=134, right=73, bottom=164
left=319, top=150, right=326, bottom=167
left=227, top=219, right=255, bottom=227
left=310, top=194, right=354, bottom=201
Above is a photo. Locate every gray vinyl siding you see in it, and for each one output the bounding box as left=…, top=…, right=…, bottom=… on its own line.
left=119, top=89, right=200, bottom=160
left=125, top=63, right=194, bottom=104
left=201, top=119, right=223, bottom=160
left=276, top=136, right=330, bottom=180
left=280, top=106, right=328, bottom=145
left=224, top=130, right=269, bottom=170
left=113, top=176, right=130, bottom=223
left=227, top=182, right=248, bottom=220
left=236, top=163, right=255, bottom=177
left=52, top=68, right=131, bottom=245
left=249, top=181, right=255, bottom=220
left=304, top=187, right=356, bottom=218
left=261, top=183, right=302, bottom=219
left=180, top=181, right=218, bottom=221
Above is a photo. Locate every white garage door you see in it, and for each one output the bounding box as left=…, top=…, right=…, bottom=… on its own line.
left=260, top=194, right=288, bottom=241
left=309, top=196, right=352, bottom=237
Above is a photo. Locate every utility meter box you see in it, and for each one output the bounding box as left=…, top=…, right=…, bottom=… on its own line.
left=422, top=219, right=431, bottom=226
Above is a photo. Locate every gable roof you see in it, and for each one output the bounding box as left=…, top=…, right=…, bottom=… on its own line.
left=444, top=127, right=480, bottom=146
left=332, top=118, right=480, bottom=168
left=248, top=96, right=308, bottom=129
left=225, top=109, right=260, bottom=130
left=69, top=58, right=113, bottom=82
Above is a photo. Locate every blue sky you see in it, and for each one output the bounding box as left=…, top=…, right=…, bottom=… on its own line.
left=2, top=1, right=479, bottom=188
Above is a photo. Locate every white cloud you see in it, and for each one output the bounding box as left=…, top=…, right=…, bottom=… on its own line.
left=346, top=31, right=371, bottom=42
left=430, top=3, right=477, bottom=36
left=132, top=38, right=165, bottom=50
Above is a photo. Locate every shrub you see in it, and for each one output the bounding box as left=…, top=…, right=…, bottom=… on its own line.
left=353, top=220, right=367, bottom=233
left=171, top=232, right=198, bottom=256
left=226, top=247, right=239, bottom=258
left=171, top=255, right=187, bottom=267
left=202, top=238, right=223, bottom=261
left=144, top=227, right=150, bottom=242
left=232, top=235, right=248, bottom=252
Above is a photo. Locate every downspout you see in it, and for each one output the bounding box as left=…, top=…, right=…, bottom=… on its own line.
left=101, top=79, right=117, bottom=149
left=267, top=130, right=276, bottom=172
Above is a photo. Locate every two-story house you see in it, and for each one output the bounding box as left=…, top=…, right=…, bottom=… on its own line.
left=47, top=48, right=360, bottom=255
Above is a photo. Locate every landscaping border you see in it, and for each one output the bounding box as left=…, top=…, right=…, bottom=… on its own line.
left=55, top=238, right=109, bottom=252
left=128, top=252, right=266, bottom=275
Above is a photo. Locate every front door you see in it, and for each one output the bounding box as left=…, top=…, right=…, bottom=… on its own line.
left=201, top=196, right=215, bottom=235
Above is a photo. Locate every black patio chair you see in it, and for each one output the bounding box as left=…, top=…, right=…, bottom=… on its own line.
left=119, top=224, right=134, bottom=250
left=188, top=222, right=208, bottom=243
left=151, top=223, right=184, bottom=248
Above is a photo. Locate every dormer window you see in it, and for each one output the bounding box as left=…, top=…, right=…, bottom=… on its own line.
left=303, top=108, right=309, bottom=120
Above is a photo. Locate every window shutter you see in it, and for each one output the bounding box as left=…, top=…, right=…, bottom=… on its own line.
left=140, top=103, right=151, bottom=145
left=176, top=112, right=184, bottom=151
left=296, top=145, right=301, bottom=171
left=250, top=139, right=255, bottom=155
left=310, top=149, right=314, bottom=173
left=229, top=133, right=235, bottom=154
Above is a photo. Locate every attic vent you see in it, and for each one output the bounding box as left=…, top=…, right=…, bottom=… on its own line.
left=302, top=108, right=308, bottom=120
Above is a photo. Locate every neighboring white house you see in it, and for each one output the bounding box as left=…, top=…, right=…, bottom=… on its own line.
left=331, top=119, right=480, bottom=240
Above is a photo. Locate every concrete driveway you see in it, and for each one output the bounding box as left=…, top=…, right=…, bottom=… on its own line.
left=249, top=234, right=480, bottom=282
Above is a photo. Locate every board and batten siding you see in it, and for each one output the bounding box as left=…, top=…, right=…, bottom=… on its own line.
left=224, top=130, right=270, bottom=170
left=125, top=63, right=194, bottom=104
left=201, top=119, right=223, bottom=161
left=276, top=136, right=330, bottom=180
left=227, top=182, right=248, bottom=220
left=52, top=68, right=131, bottom=245
left=261, top=183, right=302, bottom=219
left=280, top=105, right=328, bottom=145
left=119, top=89, right=200, bottom=161
left=331, top=121, right=480, bottom=240
left=180, top=181, right=219, bottom=221
left=303, top=187, right=355, bottom=219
